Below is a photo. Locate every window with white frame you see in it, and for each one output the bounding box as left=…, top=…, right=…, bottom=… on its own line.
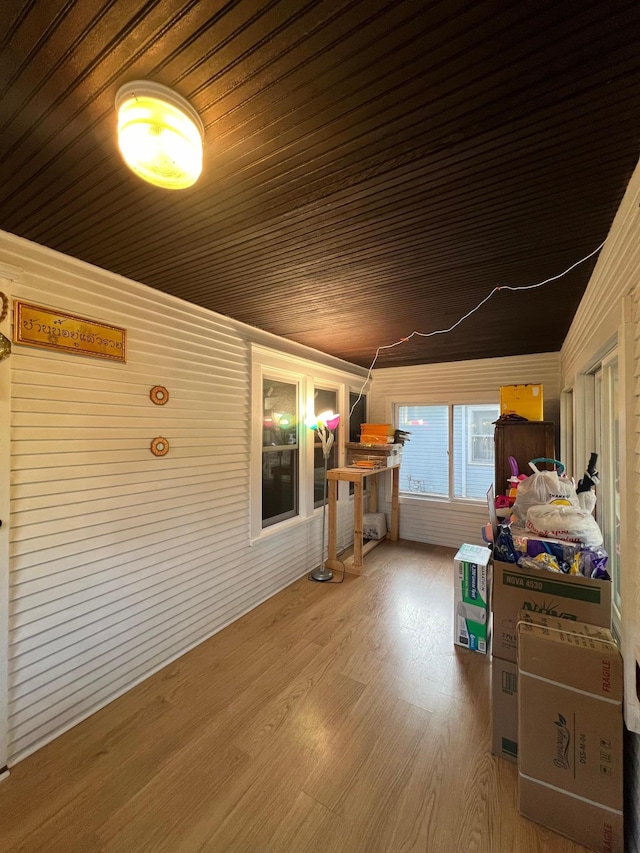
left=251, top=345, right=362, bottom=539
left=397, top=403, right=499, bottom=500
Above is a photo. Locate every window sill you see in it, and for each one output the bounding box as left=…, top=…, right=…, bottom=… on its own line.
left=251, top=506, right=330, bottom=546
left=399, top=494, right=487, bottom=513
left=251, top=514, right=308, bottom=545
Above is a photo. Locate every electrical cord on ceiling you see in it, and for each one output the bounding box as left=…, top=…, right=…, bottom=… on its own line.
left=348, top=238, right=607, bottom=418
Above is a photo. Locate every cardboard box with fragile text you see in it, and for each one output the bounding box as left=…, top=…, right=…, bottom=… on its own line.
left=517, top=612, right=623, bottom=853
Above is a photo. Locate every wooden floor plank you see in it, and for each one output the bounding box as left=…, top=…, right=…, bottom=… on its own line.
left=0, top=540, right=592, bottom=853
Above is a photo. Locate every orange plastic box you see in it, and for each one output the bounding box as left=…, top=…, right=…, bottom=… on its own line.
left=359, top=423, right=394, bottom=444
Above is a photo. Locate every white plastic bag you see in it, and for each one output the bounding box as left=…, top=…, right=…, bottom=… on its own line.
left=526, top=504, right=603, bottom=547
left=512, top=458, right=579, bottom=525
left=577, top=490, right=597, bottom=515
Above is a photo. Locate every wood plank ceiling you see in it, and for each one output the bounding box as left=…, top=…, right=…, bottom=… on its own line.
left=1, top=0, right=639, bottom=368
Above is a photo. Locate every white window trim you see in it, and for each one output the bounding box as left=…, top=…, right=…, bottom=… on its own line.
left=393, top=400, right=499, bottom=506
left=250, top=344, right=365, bottom=541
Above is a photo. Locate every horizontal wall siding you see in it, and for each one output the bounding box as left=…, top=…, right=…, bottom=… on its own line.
left=560, top=156, right=640, bottom=847
left=369, top=352, right=562, bottom=547
left=1, top=233, right=362, bottom=763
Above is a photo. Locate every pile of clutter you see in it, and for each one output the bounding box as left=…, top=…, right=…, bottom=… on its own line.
left=489, top=454, right=610, bottom=581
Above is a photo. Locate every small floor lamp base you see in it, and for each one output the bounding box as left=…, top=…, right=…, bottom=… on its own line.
left=309, top=566, right=333, bottom=582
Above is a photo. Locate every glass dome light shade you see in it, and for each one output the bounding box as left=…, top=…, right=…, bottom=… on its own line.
left=115, top=81, right=204, bottom=189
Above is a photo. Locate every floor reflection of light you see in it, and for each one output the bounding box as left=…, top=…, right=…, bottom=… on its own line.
left=295, top=706, right=332, bottom=757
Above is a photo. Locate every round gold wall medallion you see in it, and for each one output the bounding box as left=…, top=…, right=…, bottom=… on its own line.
left=150, top=385, right=169, bottom=405
left=150, top=436, right=169, bottom=456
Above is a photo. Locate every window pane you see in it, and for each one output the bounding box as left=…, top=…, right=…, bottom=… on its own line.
left=453, top=405, right=499, bottom=499
left=349, top=392, right=367, bottom=495
left=263, top=379, right=298, bottom=526
left=314, top=388, right=338, bottom=507
left=263, top=379, right=298, bottom=449
left=398, top=405, right=448, bottom=496
left=349, top=392, right=366, bottom=442
left=262, top=450, right=298, bottom=526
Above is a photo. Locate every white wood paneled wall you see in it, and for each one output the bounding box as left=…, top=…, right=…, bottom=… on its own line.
left=0, top=232, right=365, bottom=764
left=0, top=262, right=21, bottom=774
left=560, top=156, right=640, bottom=839
left=368, top=352, right=562, bottom=547
left=560, top=155, right=640, bottom=734
left=633, top=285, right=640, bottom=731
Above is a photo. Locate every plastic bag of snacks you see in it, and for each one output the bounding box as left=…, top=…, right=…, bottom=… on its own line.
left=571, top=546, right=610, bottom=580
left=494, top=523, right=518, bottom=563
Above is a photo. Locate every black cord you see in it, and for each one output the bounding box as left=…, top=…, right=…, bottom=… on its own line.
left=308, top=545, right=347, bottom=583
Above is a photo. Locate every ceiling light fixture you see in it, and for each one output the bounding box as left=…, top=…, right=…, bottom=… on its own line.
left=115, top=80, right=204, bottom=190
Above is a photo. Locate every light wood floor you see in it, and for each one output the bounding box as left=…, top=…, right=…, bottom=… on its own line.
left=0, top=540, right=592, bottom=853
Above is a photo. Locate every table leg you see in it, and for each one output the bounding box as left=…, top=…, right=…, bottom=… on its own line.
left=389, top=466, right=399, bottom=541
left=353, top=478, right=364, bottom=571
left=369, top=474, right=378, bottom=513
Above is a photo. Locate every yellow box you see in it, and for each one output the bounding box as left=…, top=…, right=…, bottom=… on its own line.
left=499, top=384, right=543, bottom=421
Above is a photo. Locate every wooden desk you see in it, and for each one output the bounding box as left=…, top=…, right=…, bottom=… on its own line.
left=325, top=465, right=399, bottom=576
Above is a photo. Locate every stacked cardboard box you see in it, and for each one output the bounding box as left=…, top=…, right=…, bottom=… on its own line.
left=453, top=544, right=491, bottom=654
left=517, top=612, right=623, bottom=852
left=491, top=559, right=611, bottom=764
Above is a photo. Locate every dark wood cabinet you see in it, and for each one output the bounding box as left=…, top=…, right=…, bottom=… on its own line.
left=494, top=421, right=556, bottom=498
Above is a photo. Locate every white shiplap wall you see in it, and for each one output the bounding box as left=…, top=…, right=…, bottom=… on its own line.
left=369, top=353, right=562, bottom=547
left=0, top=263, right=19, bottom=774
left=559, top=155, right=640, bottom=845
left=1, top=231, right=365, bottom=764
left=560, top=155, right=640, bottom=734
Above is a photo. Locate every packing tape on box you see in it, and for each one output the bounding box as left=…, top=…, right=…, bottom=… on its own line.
left=516, top=619, right=618, bottom=650
left=518, top=773, right=623, bottom=816
left=518, top=669, right=621, bottom=705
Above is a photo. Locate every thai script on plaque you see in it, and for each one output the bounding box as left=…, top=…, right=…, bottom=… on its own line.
left=14, top=301, right=126, bottom=362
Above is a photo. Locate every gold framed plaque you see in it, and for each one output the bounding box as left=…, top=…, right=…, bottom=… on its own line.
left=14, top=301, right=126, bottom=362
